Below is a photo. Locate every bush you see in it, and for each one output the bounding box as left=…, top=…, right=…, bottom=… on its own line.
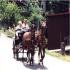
left=0, top=0, right=44, bottom=27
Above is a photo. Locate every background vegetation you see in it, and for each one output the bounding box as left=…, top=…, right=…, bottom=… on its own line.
left=0, top=0, right=69, bottom=37
left=0, top=0, right=69, bottom=29
left=0, top=0, right=44, bottom=37
left=0, top=0, right=43, bottom=29
left=46, top=49, right=70, bottom=62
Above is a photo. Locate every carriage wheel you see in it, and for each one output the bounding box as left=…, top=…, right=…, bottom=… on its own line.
left=12, top=39, right=16, bottom=58
left=16, top=48, right=19, bottom=60
left=13, top=39, right=19, bottom=60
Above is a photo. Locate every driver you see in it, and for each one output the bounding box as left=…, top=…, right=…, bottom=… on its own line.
left=22, top=19, right=30, bottom=32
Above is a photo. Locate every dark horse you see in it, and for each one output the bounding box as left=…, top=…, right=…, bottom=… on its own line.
left=30, top=21, right=47, bottom=65
left=37, top=21, right=47, bottom=65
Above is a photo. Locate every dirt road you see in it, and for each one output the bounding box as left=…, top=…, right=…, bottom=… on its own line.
left=0, top=33, right=70, bottom=70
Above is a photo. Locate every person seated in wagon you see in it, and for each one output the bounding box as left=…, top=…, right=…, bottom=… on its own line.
left=15, top=20, right=23, bottom=38
left=22, top=19, right=30, bottom=33
left=15, top=19, right=30, bottom=44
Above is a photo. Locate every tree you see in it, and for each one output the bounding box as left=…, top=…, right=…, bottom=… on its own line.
left=17, top=0, right=44, bottom=25
left=27, top=0, right=44, bottom=25
left=0, top=0, right=44, bottom=28
left=0, top=1, right=23, bottom=27
left=45, top=0, right=69, bottom=14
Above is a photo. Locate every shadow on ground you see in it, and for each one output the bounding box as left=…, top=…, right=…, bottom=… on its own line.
left=15, top=56, right=48, bottom=70
left=23, top=62, right=48, bottom=70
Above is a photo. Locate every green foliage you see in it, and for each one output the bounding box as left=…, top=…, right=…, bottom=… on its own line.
left=46, top=49, right=70, bottom=62
left=4, top=2, right=23, bottom=23
left=0, top=0, right=44, bottom=27
left=46, top=0, right=69, bottom=14
left=5, top=2, right=19, bottom=16
left=0, top=1, right=23, bottom=25
left=0, top=1, right=7, bottom=20
left=28, top=0, right=44, bottom=24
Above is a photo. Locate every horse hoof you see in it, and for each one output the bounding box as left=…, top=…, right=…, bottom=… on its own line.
left=40, top=59, right=42, bottom=62
left=27, top=61, right=29, bottom=64
left=42, top=62, right=43, bottom=65
left=40, top=61, right=43, bottom=66
left=38, top=63, right=40, bottom=65
left=13, top=56, right=15, bottom=59
left=29, top=62, right=31, bottom=66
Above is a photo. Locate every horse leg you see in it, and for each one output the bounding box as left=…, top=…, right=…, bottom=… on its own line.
left=16, top=46, right=19, bottom=60
left=43, top=48, right=45, bottom=65
left=29, top=52, right=32, bottom=65
left=39, top=48, right=43, bottom=65
left=27, top=50, right=31, bottom=65
left=27, top=41, right=34, bottom=65
left=31, top=49, right=34, bottom=65
left=22, top=48, right=24, bottom=61
left=40, top=48, right=45, bottom=65
left=13, top=47, right=17, bottom=59
left=38, top=46, right=41, bottom=65
left=13, top=49, right=15, bottom=58
left=27, top=50, right=29, bottom=63
left=22, top=43, right=25, bottom=59
left=29, top=50, right=34, bottom=65
left=13, top=40, right=16, bottom=58
left=12, top=47, right=15, bottom=58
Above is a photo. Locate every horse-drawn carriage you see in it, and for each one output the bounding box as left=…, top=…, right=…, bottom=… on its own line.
left=12, top=20, right=47, bottom=65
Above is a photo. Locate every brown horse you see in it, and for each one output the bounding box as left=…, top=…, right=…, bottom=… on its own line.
left=22, top=31, right=35, bottom=65
left=36, top=21, right=47, bottom=65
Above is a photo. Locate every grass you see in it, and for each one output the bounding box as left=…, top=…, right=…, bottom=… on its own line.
left=46, top=49, right=70, bottom=62
left=0, top=28, right=15, bottom=38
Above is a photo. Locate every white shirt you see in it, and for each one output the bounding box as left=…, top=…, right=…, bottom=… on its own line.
left=22, top=23, right=30, bottom=30
left=15, top=25, right=22, bottom=36
left=15, top=25, right=22, bottom=30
